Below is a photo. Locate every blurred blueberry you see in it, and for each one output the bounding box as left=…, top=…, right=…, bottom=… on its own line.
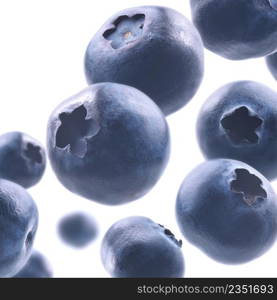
left=58, top=212, right=98, bottom=248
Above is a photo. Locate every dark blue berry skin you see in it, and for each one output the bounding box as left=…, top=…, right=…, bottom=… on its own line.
left=47, top=83, right=170, bottom=205
left=190, top=0, right=277, bottom=60
left=197, top=81, right=277, bottom=180
left=58, top=212, right=98, bottom=248
left=0, top=132, right=46, bottom=188
left=0, top=179, right=38, bottom=277
left=176, top=159, right=277, bottom=264
left=101, top=216, right=184, bottom=278
left=85, top=6, right=204, bottom=115
left=14, top=251, right=52, bottom=278
left=266, top=52, right=277, bottom=80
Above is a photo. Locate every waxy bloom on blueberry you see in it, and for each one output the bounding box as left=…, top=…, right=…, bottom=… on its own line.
left=176, top=159, right=277, bottom=264
left=47, top=83, right=170, bottom=205
left=85, top=6, right=204, bottom=115
left=197, top=81, right=277, bottom=180
left=101, top=216, right=185, bottom=277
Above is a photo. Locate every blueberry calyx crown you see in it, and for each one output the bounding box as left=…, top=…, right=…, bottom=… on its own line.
left=269, top=0, right=277, bottom=10
left=221, top=106, right=262, bottom=145
left=24, top=143, right=42, bottom=164
left=55, top=105, right=100, bottom=158
left=103, top=14, right=145, bottom=49
left=231, top=168, right=267, bottom=206
left=159, top=224, right=182, bottom=248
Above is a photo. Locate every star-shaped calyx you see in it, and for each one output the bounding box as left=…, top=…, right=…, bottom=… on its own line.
left=231, top=169, right=267, bottom=206
left=103, top=14, right=145, bottom=49
left=159, top=224, right=182, bottom=248
left=55, top=105, right=100, bottom=158
left=24, top=143, right=43, bottom=164
left=221, top=106, right=262, bottom=144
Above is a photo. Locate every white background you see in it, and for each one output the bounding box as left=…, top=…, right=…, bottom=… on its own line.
left=0, top=0, right=276, bottom=278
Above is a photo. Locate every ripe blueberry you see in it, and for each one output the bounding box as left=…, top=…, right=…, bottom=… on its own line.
left=14, top=251, right=52, bottom=278
left=85, top=6, right=204, bottom=115
left=190, top=0, right=277, bottom=60
left=0, top=132, right=46, bottom=188
left=47, top=83, right=170, bottom=205
left=176, top=159, right=277, bottom=264
left=197, top=81, right=277, bottom=180
left=266, top=52, right=277, bottom=80
left=101, top=216, right=184, bottom=277
left=0, top=179, right=38, bottom=277
left=58, top=212, right=98, bottom=248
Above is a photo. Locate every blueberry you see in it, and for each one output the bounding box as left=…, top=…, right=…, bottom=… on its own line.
left=85, top=6, right=204, bottom=115
left=101, top=216, right=184, bottom=277
left=58, top=212, right=98, bottom=248
left=0, top=132, right=46, bottom=188
left=190, top=0, right=277, bottom=60
left=197, top=81, right=277, bottom=180
left=14, top=251, right=52, bottom=278
left=176, top=159, right=277, bottom=264
left=0, top=179, right=38, bottom=277
left=47, top=83, right=170, bottom=205
left=266, top=52, right=277, bottom=80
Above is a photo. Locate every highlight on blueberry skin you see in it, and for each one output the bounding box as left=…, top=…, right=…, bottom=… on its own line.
left=58, top=212, right=98, bottom=248
left=14, top=251, right=52, bottom=278
left=190, top=0, right=277, bottom=60
left=101, top=216, right=184, bottom=278
left=197, top=81, right=277, bottom=180
left=266, top=52, right=277, bottom=80
left=85, top=6, right=204, bottom=115
left=0, top=132, right=46, bottom=188
left=176, top=159, right=277, bottom=265
left=47, top=83, right=170, bottom=205
left=0, top=179, right=38, bottom=277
